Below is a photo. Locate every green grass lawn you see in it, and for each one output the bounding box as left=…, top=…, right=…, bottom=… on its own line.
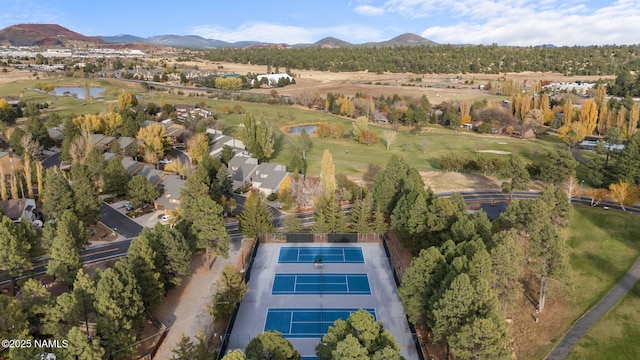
left=550, top=206, right=640, bottom=359
left=566, top=281, right=640, bottom=360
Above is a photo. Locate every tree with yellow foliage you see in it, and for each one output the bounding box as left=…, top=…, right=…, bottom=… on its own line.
left=578, top=99, right=598, bottom=137
left=118, top=91, right=138, bottom=110
left=320, top=149, right=336, bottom=198
left=187, top=132, right=210, bottom=164
left=136, top=123, right=170, bottom=165
left=627, top=103, right=640, bottom=140
left=72, top=114, right=102, bottom=133
left=608, top=181, right=639, bottom=211
left=103, top=110, right=123, bottom=136
left=562, top=98, right=574, bottom=126
left=0, top=166, right=7, bottom=201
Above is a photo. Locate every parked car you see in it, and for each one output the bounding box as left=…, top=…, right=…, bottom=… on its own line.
left=125, top=202, right=134, bottom=211
left=161, top=214, right=171, bottom=222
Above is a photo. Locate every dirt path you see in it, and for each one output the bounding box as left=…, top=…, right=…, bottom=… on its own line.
left=152, top=246, right=241, bottom=360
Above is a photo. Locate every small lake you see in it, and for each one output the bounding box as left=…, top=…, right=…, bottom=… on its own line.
left=52, top=86, right=105, bottom=99
left=289, top=125, right=317, bottom=135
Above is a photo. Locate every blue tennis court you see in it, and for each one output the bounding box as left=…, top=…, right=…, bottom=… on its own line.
left=272, top=273, right=371, bottom=295
left=265, top=308, right=376, bottom=338
left=278, top=246, right=364, bottom=263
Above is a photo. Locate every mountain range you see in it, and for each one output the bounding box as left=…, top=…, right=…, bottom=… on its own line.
left=0, top=24, right=439, bottom=49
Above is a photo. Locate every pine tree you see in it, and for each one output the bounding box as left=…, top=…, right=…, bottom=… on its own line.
left=191, top=195, right=230, bottom=258
left=209, top=264, right=249, bottom=320
left=349, top=195, right=373, bottom=233
left=126, top=174, right=159, bottom=209
left=239, top=191, right=274, bottom=238
left=103, top=157, right=131, bottom=196
left=0, top=215, right=32, bottom=295
left=42, top=167, right=74, bottom=219
left=239, top=112, right=274, bottom=162
left=47, top=221, right=82, bottom=285
left=372, top=205, right=388, bottom=234
left=71, top=164, right=102, bottom=225
left=125, top=236, right=164, bottom=311
left=247, top=331, right=300, bottom=360
left=94, top=263, right=144, bottom=359
left=180, top=173, right=211, bottom=223
left=64, top=326, right=105, bottom=360
left=283, top=212, right=303, bottom=233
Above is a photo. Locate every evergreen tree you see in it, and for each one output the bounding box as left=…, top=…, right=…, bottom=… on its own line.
left=0, top=294, right=29, bottom=339
left=19, top=279, right=52, bottom=333
left=499, top=154, right=530, bottom=201
left=143, top=225, right=192, bottom=290
left=125, top=236, right=164, bottom=311
left=126, top=174, right=159, bottom=209
left=239, top=191, right=274, bottom=238
left=191, top=195, right=230, bottom=258
left=209, top=264, right=249, bottom=320
left=73, top=270, right=96, bottom=337
left=103, top=157, right=131, bottom=196
left=316, top=309, right=401, bottom=360
left=246, top=331, right=301, bottom=360
left=349, top=194, right=374, bottom=233
left=84, top=146, right=107, bottom=186
left=180, top=173, right=211, bottom=223
left=94, top=263, right=144, bottom=360
left=46, top=220, right=82, bottom=285
left=372, top=205, right=388, bottom=234
left=43, top=293, right=81, bottom=339
left=283, top=212, right=303, bottom=232
left=71, top=164, right=102, bottom=225
left=217, top=164, right=233, bottom=198
left=313, top=196, right=346, bottom=233
left=64, top=326, right=105, bottom=360
left=0, top=215, right=32, bottom=295
left=42, top=167, right=74, bottom=219
left=171, top=335, right=196, bottom=360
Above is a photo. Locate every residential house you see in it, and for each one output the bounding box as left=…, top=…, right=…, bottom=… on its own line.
left=228, top=154, right=258, bottom=190
left=153, top=174, right=185, bottom=212
left=103, top=153, right=186, bottom=214
left=91, top=134, right=116, bottom=152
left=251, top=163, right=289, bottom=195
left=227, top=153, right=289, bottom=195
left=0, top=198, right=38, bottom=223
left=160, top=119, right=190, bottom=145
left=207, top=129, right=247, bottom=157
left=115, top=136, right=139, bottom=156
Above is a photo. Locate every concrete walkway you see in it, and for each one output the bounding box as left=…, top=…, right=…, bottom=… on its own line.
left=546, top=256, right=640, bottom=359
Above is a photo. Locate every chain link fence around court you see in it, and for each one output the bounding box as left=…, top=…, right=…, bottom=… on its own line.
left=216, top=233, right=424, bottom=360
left=268, top=232, right=382, bottom=244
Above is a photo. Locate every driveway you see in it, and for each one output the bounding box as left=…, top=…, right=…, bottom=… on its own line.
left=100, top=202, right=143, bottom=238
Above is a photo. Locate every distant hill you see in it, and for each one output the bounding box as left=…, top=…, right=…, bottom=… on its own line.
left=0, top=24, right=103, bottom=46
left=0, top=23, right=440, bottom=49
left=98, top=34, right=146, bottom=44
left=373, top=33, right=438, bottom=46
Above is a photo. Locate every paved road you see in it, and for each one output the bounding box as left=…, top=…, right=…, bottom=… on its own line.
left=100, top=202, right=143, bottom=238
left=546, top=257, right=640, bottom=359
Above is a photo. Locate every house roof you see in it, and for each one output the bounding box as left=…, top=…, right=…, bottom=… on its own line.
left=136, top=165, right=164, bottom=186
left=0, top=198, right=35, bottom=221
left=228, top=155, right=258, bottom=182
left=47, top=127, right=64, bottom=141
left=117, top=136, right=136, bottom=149
left=251, top=163, right=288, bottom=192
left=154, top=174, right=185, bottom=211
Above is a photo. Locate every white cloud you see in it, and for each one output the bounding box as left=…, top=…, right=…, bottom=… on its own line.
left=354, top=5, right=385, bottom=16
left=375, top=0, right=640, bottom=46
left=190, top=21, right=385, bottom=44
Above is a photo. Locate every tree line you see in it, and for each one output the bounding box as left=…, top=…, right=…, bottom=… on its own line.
left=203, top=44, right=640, bottom=75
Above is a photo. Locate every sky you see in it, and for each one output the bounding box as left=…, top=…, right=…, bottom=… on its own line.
left=1, top=0, right=639, bottom=46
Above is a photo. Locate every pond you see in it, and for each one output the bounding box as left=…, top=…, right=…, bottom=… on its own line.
left=52, top=86, right=105, bottom=99
left=289, top=125, right=317, bottom=135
